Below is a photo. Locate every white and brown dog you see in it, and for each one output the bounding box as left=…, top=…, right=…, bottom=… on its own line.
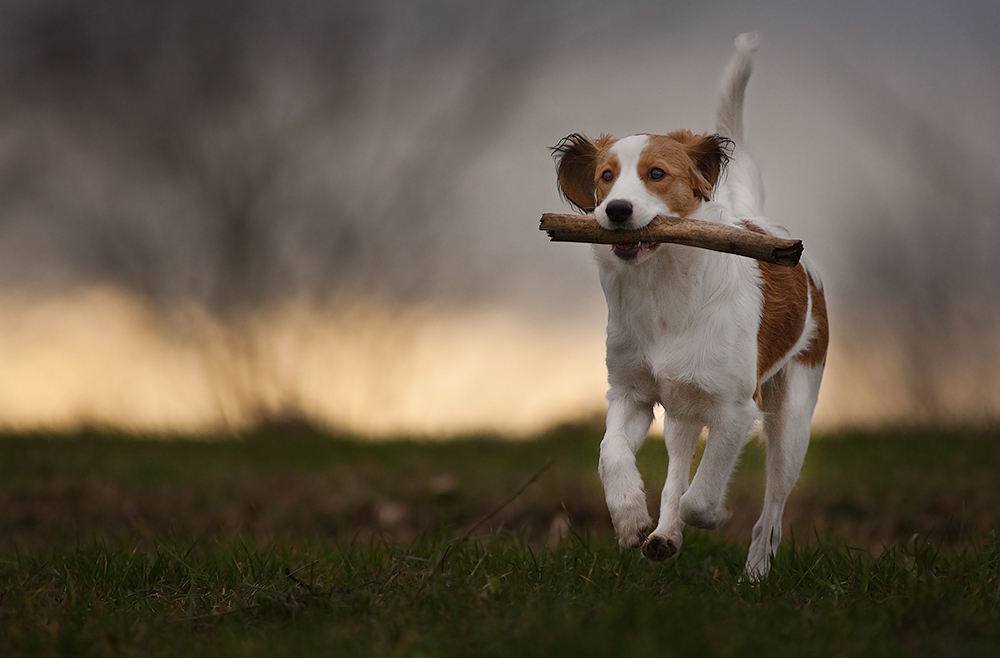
left=552, top=33, right=828, bottom=576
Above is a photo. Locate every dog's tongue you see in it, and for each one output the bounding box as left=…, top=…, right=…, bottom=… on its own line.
left=613, top=243, right=642, bottom=260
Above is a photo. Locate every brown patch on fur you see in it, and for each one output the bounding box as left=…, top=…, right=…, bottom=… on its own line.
left=796, top=274, right=829, bottom=368
left=756, top=260, right=809, bottom=391
left=623, top=132, right=732, bottom=217
left=664, top=130, right=731, bottom=202
left=592, top=146, right=622, bottom=208
left=552, top=133, right=616, bottom=212
left=631, top=134, right=705, bottom=217
left=740, top=220, right=822, bottom=401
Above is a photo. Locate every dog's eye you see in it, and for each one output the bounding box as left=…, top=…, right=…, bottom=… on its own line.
left=601, top=170, right=614, bottom=183
left=649, top=168, right=666, bottom=181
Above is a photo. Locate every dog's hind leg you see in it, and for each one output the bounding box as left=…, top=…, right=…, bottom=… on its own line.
left=644, top=419, right=702, bottom=561
left=745, top=362, right=822, bottom=577
left=599, top=393, right=655, bottom=550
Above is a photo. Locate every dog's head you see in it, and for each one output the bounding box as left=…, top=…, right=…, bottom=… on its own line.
left=552, top=131, right=731, bottom=261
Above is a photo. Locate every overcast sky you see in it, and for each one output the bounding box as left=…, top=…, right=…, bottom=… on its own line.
left=0, top=0, right=997, bottom=432
left=0, top=0, right=995, bottom=315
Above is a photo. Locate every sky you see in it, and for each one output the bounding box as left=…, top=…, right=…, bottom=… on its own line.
left=0, top=0, right=997, bottom=434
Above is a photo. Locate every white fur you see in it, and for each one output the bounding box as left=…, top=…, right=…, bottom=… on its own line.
left=591, top=34, right=825, bottom=577
left=594, top=135, right=665, bottom=229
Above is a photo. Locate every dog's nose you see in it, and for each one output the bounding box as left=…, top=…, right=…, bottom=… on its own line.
left=604, top=199, right=633, bottom=224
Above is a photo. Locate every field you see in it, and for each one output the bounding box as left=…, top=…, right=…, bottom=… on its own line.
left=2, top=423, right=1000, bottom=656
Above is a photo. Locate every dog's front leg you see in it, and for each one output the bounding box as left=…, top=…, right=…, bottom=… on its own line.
left=643, top=419, right=702, bottom=561
left=599, top=394, right=654, bottom=550
left=679, top=403, right=756, bottom=530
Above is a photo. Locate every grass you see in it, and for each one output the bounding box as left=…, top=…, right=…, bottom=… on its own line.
left=1, top=424, right=1000, bottom=656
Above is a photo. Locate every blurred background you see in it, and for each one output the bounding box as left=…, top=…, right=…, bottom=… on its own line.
left=0, top=0, right=997, bottom=436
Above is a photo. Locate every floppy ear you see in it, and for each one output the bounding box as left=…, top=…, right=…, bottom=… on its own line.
left=551, top=133, right=606, bottom=212
left=670, top=130, right=733, bottom=201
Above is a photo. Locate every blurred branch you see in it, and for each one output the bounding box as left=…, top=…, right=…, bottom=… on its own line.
left=0, top=0, right=558, bottom=311
left=0, top=0, right=562, bottom=428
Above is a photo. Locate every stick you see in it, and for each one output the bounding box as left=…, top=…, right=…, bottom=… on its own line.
left=431, top=459, right=554, bottom=578
left=458, top=458, right=554, bottom=542
left=539, top=213, right=803, bottom=267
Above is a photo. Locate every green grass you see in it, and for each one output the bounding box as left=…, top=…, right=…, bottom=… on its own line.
left=4, top=534, right=1000, bottom=657
left=1, top=425, right=1000, bottom=656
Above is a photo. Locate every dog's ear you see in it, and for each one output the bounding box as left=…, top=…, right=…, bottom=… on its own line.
left=670, top=131, right=733, bottom=201
left=551, top=133, right=608, bottom=212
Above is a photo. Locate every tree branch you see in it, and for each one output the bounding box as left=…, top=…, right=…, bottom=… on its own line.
left=539, top=213, right=803, bottom=267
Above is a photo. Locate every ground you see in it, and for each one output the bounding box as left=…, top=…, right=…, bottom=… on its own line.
left=1, top=424, right=999, bottom=656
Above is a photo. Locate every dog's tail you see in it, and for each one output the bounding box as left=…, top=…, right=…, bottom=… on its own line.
left=716, top=32, right=758, bottom=143
left=714, top=32, right=764, bottom=217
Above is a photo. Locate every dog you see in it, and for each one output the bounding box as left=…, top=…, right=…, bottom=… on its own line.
left=551, top=33, right=828, bottom=576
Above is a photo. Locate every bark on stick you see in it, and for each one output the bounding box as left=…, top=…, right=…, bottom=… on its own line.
left=539, top=213, right=803, bottom=267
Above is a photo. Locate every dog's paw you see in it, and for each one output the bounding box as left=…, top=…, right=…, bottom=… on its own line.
left=642, top=534, right=680, bottom=561
left=614, top=515, right=652, bottom=550
left=605, top=483, right=652, bottom=550
left=743, top=553, right=771, bottom=580
left=679, top=492, right=731, bottom=530
left=610, top=505, right=652, bottom=550
left=743, top=531, right=775, bottom=579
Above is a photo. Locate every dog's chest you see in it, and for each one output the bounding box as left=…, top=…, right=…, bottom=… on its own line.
left=600, top=251, right=761, bottom=405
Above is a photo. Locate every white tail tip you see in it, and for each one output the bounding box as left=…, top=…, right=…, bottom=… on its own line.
left=735, top=31, right=759, bottom=54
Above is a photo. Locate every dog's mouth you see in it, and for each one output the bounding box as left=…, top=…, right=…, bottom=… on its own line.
left=612, top=241, right=660, bottom=261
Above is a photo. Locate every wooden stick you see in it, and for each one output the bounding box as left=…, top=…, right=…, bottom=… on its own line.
left=539, top=213, right=803, bottom=267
